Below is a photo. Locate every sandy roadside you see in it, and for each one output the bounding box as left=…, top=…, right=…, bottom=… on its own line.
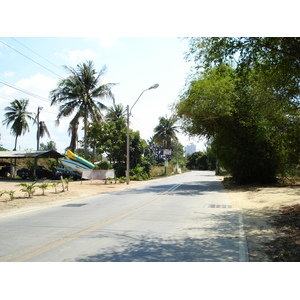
left=1, top=177, right=299, bottom=261
left=0, top=179, right=145, bottom=217
left=224, top=183, right=300, bottom=261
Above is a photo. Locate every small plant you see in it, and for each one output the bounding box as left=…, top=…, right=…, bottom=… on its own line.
left=118, top=177, right=126, bottom=184
left=105, top=177, right=113, bottom=184
left=0, top=190, right=5, bottom=198
left=37, top=182, right=50, bottom=195
left=63, top=178, right=70, bottom=191
left=51, top=181, right=60, bottom=193
left=18, top=182, right=37, bottom=198
left=5, top=190, right=16, bottom=201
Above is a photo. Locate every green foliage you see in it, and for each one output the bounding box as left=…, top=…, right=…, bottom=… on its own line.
left=186, top=151, right=215, bottom=170
left=5, top=190, right=16, bottom=201
left=49, top=60, right=116, bottom=156
left=87, top=117, right=127, bottom=165
left=63, top=178, right=70, bottom=191
left=0, top=190, right=16, bottom=201
left=176, top=61, right=300, bottom=184
left=39, top=141, right=57, bottom=151
left=97, top=161, right=112, bottom=170
left=117, top=176, right=126, bottom=183
left=36, top=181, right=50, bottom=195
left=51, top=181, right=60, bottom=193
left=87, top=116, right=149, bottom=178
left=153, top=115, right=179, bottom=148
left=18, top=182, right=37, bottom=198
left=2, top=98, right=35, bottom=150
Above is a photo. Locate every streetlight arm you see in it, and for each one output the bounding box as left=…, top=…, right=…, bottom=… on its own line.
left=130, top=89, right=147, bottom=115
left=130, top=83, right=159, bottom=115
left=126, top=83, right=159, bottom=185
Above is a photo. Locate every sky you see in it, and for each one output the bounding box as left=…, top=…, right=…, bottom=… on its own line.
left=0, top=37, right=207, bottom=154
left=0, top=1, right=295, bottom=155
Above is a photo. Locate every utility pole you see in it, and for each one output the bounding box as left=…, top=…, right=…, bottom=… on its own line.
left=34, top=106, right=43, bottom=179
left=36, top=106, right=43, bottom=151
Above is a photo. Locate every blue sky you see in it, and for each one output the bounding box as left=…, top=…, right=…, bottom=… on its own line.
left=0, top=37, right=206, bottom=153
left=0, top=1, right=295, bottom=155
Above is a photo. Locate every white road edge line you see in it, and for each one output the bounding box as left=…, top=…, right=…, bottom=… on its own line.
left=238, top=213, right=249, bottom=262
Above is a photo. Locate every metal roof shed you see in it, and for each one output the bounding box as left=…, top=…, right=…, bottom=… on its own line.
left=0, top=150, right=64, bottom=178
left=0, top=150, right=64, bottom=159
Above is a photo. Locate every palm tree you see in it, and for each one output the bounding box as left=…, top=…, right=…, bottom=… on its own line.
left=39, top=121, right=51, bottom=139
left=2, top=99, right=34, bottom=150
left=50, top=60, right=117, bottom=157
left=153, top=115, right=179, bottom=149
left=106, top=103, right=127, bottom=121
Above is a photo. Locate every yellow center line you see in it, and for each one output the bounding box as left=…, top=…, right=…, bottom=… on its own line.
left=1, top=185, right=181, bottom=262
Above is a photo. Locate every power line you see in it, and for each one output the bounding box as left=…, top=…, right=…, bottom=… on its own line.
left=0, top=40, right=64, bottom=79
left=0, top=78, right=51, bottom=103
left=10, top=37, right=66, bottom=76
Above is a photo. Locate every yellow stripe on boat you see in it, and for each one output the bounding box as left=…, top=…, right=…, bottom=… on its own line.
left=66, top=150, right=95, bottom=169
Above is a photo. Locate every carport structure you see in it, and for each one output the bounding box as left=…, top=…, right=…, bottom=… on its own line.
left=0, top=150, right=64, bottom=178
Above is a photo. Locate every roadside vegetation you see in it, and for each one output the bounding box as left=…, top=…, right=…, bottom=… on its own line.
left=1, top=39, right=300, bottom=261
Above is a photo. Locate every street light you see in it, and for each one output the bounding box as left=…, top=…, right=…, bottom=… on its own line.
left=126, top=83, right=159, bottom=184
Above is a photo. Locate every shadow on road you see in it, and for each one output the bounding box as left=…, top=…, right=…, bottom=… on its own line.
left=112, top=180, right=226, bottom=197
left=71, top=210, right=245, bottom=262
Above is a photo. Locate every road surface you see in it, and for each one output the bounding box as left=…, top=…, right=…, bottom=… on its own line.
left=0, top=171, right=248, bottom=262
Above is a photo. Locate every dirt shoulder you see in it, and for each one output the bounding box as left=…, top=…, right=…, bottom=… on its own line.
left=0, top=179, right=145, bottom=218
left=223, top=180, right=300, bottom=261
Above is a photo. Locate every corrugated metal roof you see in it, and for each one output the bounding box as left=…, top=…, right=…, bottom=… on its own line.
left=0, top=150, right=64, bottom=159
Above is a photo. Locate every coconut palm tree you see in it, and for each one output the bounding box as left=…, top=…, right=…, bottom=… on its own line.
left=153, top=115, right=179, bottom=149
left=106, top=103, right=127, bottom=121
left=2, top=99, right=34, bottom=150
left=49, top=60, right=117, bottom=158
left=39, top=121, right=50, bottom=139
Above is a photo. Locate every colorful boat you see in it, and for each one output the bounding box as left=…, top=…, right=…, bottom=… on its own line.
left=66, top=150, right=94, bottom=169
left=56, top=167, right=81, bottom=177
left=61, top=158, right=91, bottom=174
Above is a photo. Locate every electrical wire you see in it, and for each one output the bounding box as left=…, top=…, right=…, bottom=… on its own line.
left=0, top=40, right=64, bottom=79
left=10, top=37, right=66, bottom=76
left=0, top=78, right=51, bottom=103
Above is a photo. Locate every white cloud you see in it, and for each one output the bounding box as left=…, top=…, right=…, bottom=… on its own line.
left=2, top=71, right=14, bottom=78
left=55, top=49, right=97, bottom=64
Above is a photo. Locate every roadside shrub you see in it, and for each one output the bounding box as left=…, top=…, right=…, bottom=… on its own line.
left=18, top=182, right=37, bottom=198
left=96, top=161, right=111, bottom=170
left=36, top=181, right=50, bottom=195
left=5, top=190, right=16, bottom=201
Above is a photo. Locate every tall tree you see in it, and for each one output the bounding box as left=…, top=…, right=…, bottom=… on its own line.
left=176, top=64, right=299, bottom=184
left=49, top=60, right=116, bottom=157
left=105, top=103, right=127, bottom=122
left=186, top=37, right=300, bottom=105
left=39, top=121, right=50, bottom=139
left=153, top=115, right=179, bottom=149
left=2, top=99, right=34, bottom=151
left=39, top=140, right=57, bottom=151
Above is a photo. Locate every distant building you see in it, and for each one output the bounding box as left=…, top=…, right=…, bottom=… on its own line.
left=185, top=143, right=196, bottom=155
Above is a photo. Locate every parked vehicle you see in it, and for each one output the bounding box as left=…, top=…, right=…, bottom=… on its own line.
left=17, top=166, right=54, bottom=180
left=0, top=166, right=11, bottom=178
left=17, top=168, right=31, bottom=179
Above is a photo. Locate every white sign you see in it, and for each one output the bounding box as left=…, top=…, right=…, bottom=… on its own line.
left=82, top=169, right=115, bottom=180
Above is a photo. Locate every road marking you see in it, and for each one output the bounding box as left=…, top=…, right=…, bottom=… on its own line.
left=1, top=183, right=181, bottom=262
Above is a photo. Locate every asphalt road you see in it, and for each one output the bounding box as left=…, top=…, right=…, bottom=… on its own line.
left=0, top=171, right=248, bottom=262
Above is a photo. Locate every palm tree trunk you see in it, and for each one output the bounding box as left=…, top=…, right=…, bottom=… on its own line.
left=13, top=135, right=18, bottom=151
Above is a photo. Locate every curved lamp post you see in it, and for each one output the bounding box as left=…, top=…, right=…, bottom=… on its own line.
left=126, top=83, right=159, bottom=184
